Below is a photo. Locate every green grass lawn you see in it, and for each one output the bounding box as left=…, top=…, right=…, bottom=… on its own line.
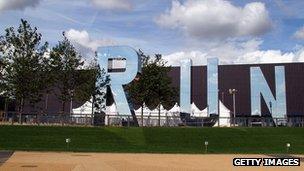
left=0, top=125, right=303, bottom=154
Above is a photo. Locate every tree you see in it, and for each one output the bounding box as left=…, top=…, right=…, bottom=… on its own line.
left=127, top=51, right=178, bottom=126
left=0, top=19, right=49, bottom=124
left=127, top=50, right=150, bottom=126
left=76, top=53, right=110, bottom=125
left=49, top=32, right=85, bottom=124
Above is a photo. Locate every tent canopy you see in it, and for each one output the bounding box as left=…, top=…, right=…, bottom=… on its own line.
left=191, top=103, right=207, bottom=117
left=169, top=103, right=180, bottom=113
left=72, top=100, right=92, bottom=115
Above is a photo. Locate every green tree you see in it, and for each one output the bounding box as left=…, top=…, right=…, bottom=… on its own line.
left=76, top=53, right=110, bottom=125
left=127, top=51, right=178, bottom=126
left=127, top=50, right=149, bottom=126
left=0, top=19, right=49, bottom=124
left=49, top=32, right=85, bottom=124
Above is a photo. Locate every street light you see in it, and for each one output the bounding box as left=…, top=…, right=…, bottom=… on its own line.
left=66, top=138, right=71, bottom=150
left=69, top=89, right=75, bottom=116
left=286, top=143, right=290, bottom=153
left=229, top=89, right=237, bottom=126
left=204, top=141, right=209, bottom=153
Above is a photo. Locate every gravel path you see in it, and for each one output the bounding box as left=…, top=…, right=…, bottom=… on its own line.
left=0, top=152, right=303, bottom=171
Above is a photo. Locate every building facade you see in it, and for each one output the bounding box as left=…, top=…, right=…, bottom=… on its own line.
left=168, top=62, right=304, bottom=117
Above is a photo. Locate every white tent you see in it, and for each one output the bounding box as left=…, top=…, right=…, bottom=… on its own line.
left=135, top=103, right=182, bottom=117
left=166, top=103, right=182, bottom=126
left=134, top=106, right=142, bottom=113
left=168, top=103, right=180, bottom=113
left=201, top=107, right=208, bottom=116
left=106, top=103, right=118, bottom=115
left=72, top=100, right=92, bottom=117
left=148, top=104, right=168, bottom=117
left=134, top=104, right=166, bottom=126
left=105, top=103, right=120, bottom=126
left=214, top=101, right=231, bottom=127
left=73, top=100, right=119, bottom=116
left=191, top=103, right=208, bottom=117
left=134, top=103, right=151, bottom=115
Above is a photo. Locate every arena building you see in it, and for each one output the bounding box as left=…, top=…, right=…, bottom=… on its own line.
left=1, top=46, right=304, bottom=127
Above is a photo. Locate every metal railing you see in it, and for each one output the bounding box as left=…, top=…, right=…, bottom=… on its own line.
left=1, top=112, right=304, bottom=127
left=106, top=115, right=304, bottom=127
left=0, top=112, right=93, bottom=126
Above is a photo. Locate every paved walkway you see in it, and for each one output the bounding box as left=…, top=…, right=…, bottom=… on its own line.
left=0, top=152, right=303, bottom=171
left=0, top=151, right=14, bottom=167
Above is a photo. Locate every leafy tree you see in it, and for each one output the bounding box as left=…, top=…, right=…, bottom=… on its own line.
left=127, top=50, right=149, bottom=126
left=49, top=32, right=85, bottom=124
left=40, top=50, right=54, bottom=116
left=76, top=53, right=110, bottom=125
left=0, top=19, right=49, bottom=124
left=90, top=54, right=110, bottom=114
left=127, top=51, right=178, bottom=126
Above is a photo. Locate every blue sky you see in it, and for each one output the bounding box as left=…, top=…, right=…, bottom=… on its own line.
left=0, top=0, right=304, bottom=65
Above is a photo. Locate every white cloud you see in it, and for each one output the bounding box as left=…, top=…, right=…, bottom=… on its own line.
left=163, top=39, right=304, bottom=66
left=90, top=0, right=133, bottom=11
left=294, top=26, right=304, bottom=40
left=164, top=38, right=261, bottom=66
left=163, top=51, right=207, bottom=66
left=236, top=50, right=295, bottom=64
left=66, top=29, right=115, bottom=51
left=65, top=29, right=116, bottom=61
left=0, top=0, right=41, bottom=11
left=156, top=0, right=272, bottom=39
left=207, top=39, right=263, bottom=63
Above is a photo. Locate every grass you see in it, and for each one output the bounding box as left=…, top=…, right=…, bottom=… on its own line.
left=0, top=125, right=304, bottom=154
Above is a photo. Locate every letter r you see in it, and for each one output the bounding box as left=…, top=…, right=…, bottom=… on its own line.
left=97, top=46, right=140, bottom=115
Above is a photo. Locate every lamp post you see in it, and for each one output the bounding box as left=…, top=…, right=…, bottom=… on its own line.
left=69, top=89, right=74, bottom=116
left=66, top=138, right=71, bottom=150
left=204, top=141, right=209, bottom=153
left=229, top=89, right=237, bottom=126
left=286, top=143, right=290, bottom=153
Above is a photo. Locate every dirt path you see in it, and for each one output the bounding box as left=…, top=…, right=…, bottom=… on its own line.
left=0, top=152, right=14, bottom=167
left=0, top=152, right=303, bottom=171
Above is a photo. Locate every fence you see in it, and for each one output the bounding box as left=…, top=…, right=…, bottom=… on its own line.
left=1, top=111, right=304, bottom=127
left=0, top=112, right=93, bottom=126
left=105, top=115, right=304, bottom=127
